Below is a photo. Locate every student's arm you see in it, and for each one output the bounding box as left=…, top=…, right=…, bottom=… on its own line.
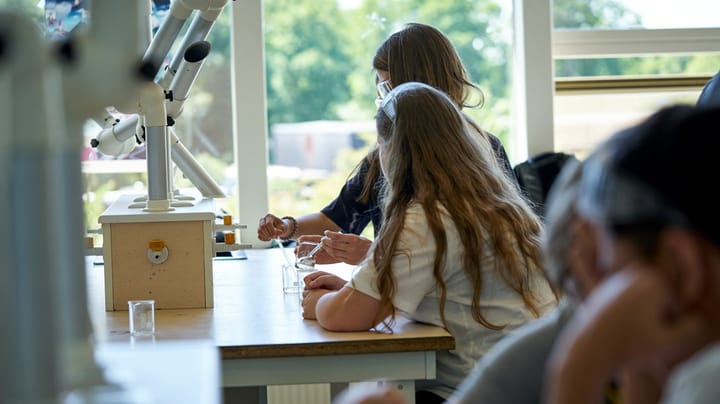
left=257, top=160, right=372, bottom=241
left=294, top=231, right=372, bottom=266
left=303, top=204, right=435, bottom=332
left=257, top=212, right=341, bottom=241
left=295, top=212, right=343, bottom=237
left=313, top=286, right=391, bottom=332
left=300, top=271, right=391, bottom=331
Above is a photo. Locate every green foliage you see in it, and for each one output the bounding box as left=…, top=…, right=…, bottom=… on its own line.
left=179, top=10, right=235, bottom=164
left=83, top=180, right=116, bottom=230
left=553, top=0, right=641, bottom=77
left=262, top=0, right=512, bottom=135
left=0, top=0, right=43, bottom=22
left=552, top=1, right=720, bottom=79
left=556, top=54, right=720, bottom=78
left=173, top=152, right=227, bottom=190
left=553, top=0, right=641, bottom=29
left=264, top=0, right=355, bottom=127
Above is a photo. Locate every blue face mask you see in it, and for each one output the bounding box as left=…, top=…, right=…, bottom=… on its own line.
left=375, top=80, right=393, bottom=108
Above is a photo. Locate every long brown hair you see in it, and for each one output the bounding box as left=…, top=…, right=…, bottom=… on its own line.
left=373, top=22, right=484, bottom=109
left=372, top=82, right=545, bottom=330
left=359, top=22, right=486, bottom=205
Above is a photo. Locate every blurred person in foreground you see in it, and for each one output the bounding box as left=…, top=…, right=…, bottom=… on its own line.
left=546, top=104, right=720, bottom=404
left=302, top=82, right=555, bottom=403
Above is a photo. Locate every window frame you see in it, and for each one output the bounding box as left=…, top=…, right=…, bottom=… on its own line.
left=515, top=1, right=720, bottom=163
left=230, top=0, right=269, bottom=248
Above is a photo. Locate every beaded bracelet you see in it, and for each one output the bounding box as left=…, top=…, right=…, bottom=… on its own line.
left=281, top=216, right=297, bottom=240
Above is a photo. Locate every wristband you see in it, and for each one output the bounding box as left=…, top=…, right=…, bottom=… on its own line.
left=281, top=216, right=297, bottom=240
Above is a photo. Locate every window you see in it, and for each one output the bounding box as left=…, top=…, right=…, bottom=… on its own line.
left=260, top=0, right=515, bottom=238
left=551, top=0, right=720, bottom=157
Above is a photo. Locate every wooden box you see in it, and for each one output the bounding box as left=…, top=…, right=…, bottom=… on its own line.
left=99, top=194, right=215, bottom=310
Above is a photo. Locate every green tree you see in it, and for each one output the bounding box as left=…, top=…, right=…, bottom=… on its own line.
left=264, top=0, right=354, bottom=131
left=553, top=0, right=641, bottom=29
left=264, top=0, right=516, bottom=216
left=172, top=7, right=235, bottom=164
left=0, top=0, right=43, bottom=23
left=553, top=0, right=641, bottom=77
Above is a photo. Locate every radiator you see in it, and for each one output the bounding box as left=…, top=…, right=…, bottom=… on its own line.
left=264, top=381, right=413, bottom=404
left=266, top=384, right=331, bottom=404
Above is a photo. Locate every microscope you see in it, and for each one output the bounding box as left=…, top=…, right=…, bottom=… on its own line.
left=91, top=0, right=251, bottom=311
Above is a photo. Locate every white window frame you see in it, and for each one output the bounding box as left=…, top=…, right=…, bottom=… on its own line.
left=512, top=0, right=720, bottom=163
left=511, top=0, right=555, bottom=163
left=553, top=27, right=720, bottom=58
left=230, top=0, right=269, bottom=248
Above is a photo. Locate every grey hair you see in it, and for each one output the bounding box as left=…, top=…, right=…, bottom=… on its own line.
left=541, top=158, right=584, bottom=297
left=577, top=157, right=691, bottom=236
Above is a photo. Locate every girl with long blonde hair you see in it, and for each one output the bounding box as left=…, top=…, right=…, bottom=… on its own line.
left=302, top=82, right=555, bottom=403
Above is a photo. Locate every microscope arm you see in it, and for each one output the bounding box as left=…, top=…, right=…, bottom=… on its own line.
left=158, top=0, right=228, bottom=88
left=91, top=114, right=141, bottom=156
left=166, top=40, right=211, bottom=119
left=142, top=0, right=196, bottom=77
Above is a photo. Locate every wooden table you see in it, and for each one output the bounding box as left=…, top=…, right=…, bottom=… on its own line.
left=87, top=248, right=455, bottom=402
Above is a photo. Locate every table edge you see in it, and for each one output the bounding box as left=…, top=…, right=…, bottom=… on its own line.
left=220, top=335, right=456, bottom=359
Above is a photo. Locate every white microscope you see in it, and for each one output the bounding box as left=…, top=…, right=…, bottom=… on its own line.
left=90, top=0, right=251, bottom=312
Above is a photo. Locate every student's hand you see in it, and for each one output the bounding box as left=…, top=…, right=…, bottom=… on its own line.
left=301, top=288, right=333, bottom=320
left=591, top=268, right=707, bottom=404
left=257, top=213, right=290, bottom=241
left=546, top=268, right=707, bottom=404
left=577, top=268, right=706, bottom=368
left=295, top=234, right=325, bottom=258
left=301, top=272, right=347, bottom=320
left=303, top=271, right=347, bottom=291
left=296, top=233, right=370, bottom=265
left=320, top=231, right=372, bottom=265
